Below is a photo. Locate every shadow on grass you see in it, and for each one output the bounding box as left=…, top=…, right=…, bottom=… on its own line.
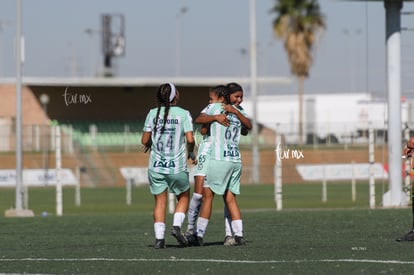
left=146, top=241, right=226, bottom=249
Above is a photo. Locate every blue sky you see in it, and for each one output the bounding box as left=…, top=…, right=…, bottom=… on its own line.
left=1, top=0, right=414, bottom=97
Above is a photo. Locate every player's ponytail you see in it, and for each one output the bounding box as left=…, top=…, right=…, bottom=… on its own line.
left=154, top=83, right=176, bottom=134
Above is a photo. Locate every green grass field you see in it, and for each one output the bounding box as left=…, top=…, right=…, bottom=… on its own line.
left=1, top=183, right=414, bottom=274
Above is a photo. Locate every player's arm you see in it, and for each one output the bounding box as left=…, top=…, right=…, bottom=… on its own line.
left=403, top=137, right=414, bottom=158
left=223, top=104, right=252, bottom=130
left=195, top=113, right=230, bottom=127
left=185, top=131, right=197, bottom=164
left=141, top=131, right=152, bottom=153
left=408, top=137, right=414, bottom=149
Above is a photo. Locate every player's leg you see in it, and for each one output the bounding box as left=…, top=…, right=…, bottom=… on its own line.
left=396, top=181, right=414, bottom=241
left=225, top=162, right=246, bottom=245
left=153, top=190, right=168, bottom=249
left=186, top=175, right=204, bottom=234
left=196, top=160, right=230, bottom=245
left=169, top=172, right=190, bottom=246
left=171, top=189, right=190, bottom=245
left=196, top=186, right=215, bottom=246
left=187, top=146, right=210, bottom=234
left=409, top=179, right=414, bottom=234
left=223, top=202, right=236, bottom=246
left=174, top=189, right=190, bottom=227
left=224, top=190, right=246, bottom=245
left=396, top=150, right=414, bottom=241
left=148, top=170, right=168, bottom=249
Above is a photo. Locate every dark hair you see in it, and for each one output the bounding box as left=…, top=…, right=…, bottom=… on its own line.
left=154, top=83, right=175, bottom=134
left=209, top=85, right=228, bottom=103
left=226, top=82, right=243, bottom=93
left=224, top=82, right=243, bottom=104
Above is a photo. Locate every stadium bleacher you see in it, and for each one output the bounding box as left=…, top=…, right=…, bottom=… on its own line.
left=59, top=120, right=144, bottom=147
left=58, top=120, right=263, bottom=147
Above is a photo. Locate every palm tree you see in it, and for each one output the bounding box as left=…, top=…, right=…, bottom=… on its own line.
left=271, top=0, right=325, bottom=145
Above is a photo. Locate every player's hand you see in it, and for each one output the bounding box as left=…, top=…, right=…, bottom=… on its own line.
left=142, top=139, right=152, bottom=153
left=188, top=152, right=197, bottom=164
left=222, top=104, right=237, bottom=114
left=403, top=147, right=413, bottom=158
left=215, top=113, right=230, bottom=127
left=403, top=137, right=414, bottom=158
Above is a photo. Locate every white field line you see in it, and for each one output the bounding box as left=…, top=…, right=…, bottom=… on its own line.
left=0, top=258, right=414, bottom=265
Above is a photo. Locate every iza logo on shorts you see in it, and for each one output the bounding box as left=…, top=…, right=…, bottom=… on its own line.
left=153, top=160, right=176, bottom=168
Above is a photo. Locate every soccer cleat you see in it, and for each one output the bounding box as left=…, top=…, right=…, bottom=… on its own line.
left=171, top=226, right=188, bottom=246
left=234, top=235, right=247, bottom=246
left=197, top=236, right=204, bottom=247
left=223, top=235, right=236, bottom=246
left=154, top=239, right=165, bottom=249
left=185, top=231, right=199, bottom=246
left=396, top=228, right=414, bottom=242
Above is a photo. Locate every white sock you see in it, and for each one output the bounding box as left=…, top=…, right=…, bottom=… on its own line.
left=224, top=217, right=233, bottom=236
left=224, top=205, right=233, bottom=236
left=154, top=222, right=165, bottom=240
left=196, top=217, right=209, bottom=238
left=187, top=193, right=203, bottom=231
left=173, top=212, right=186, bottom=228
left=231, top=219, right=243, bottom=237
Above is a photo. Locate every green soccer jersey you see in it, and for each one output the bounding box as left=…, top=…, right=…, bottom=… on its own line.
left=143, top=106, right=194, bottom=174
left=207, top=103, right=245, bottom=163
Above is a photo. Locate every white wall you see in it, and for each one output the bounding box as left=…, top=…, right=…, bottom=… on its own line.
left=242, top=93, right=408, bottom=143
left=0, top=117, right=12, bottom=151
